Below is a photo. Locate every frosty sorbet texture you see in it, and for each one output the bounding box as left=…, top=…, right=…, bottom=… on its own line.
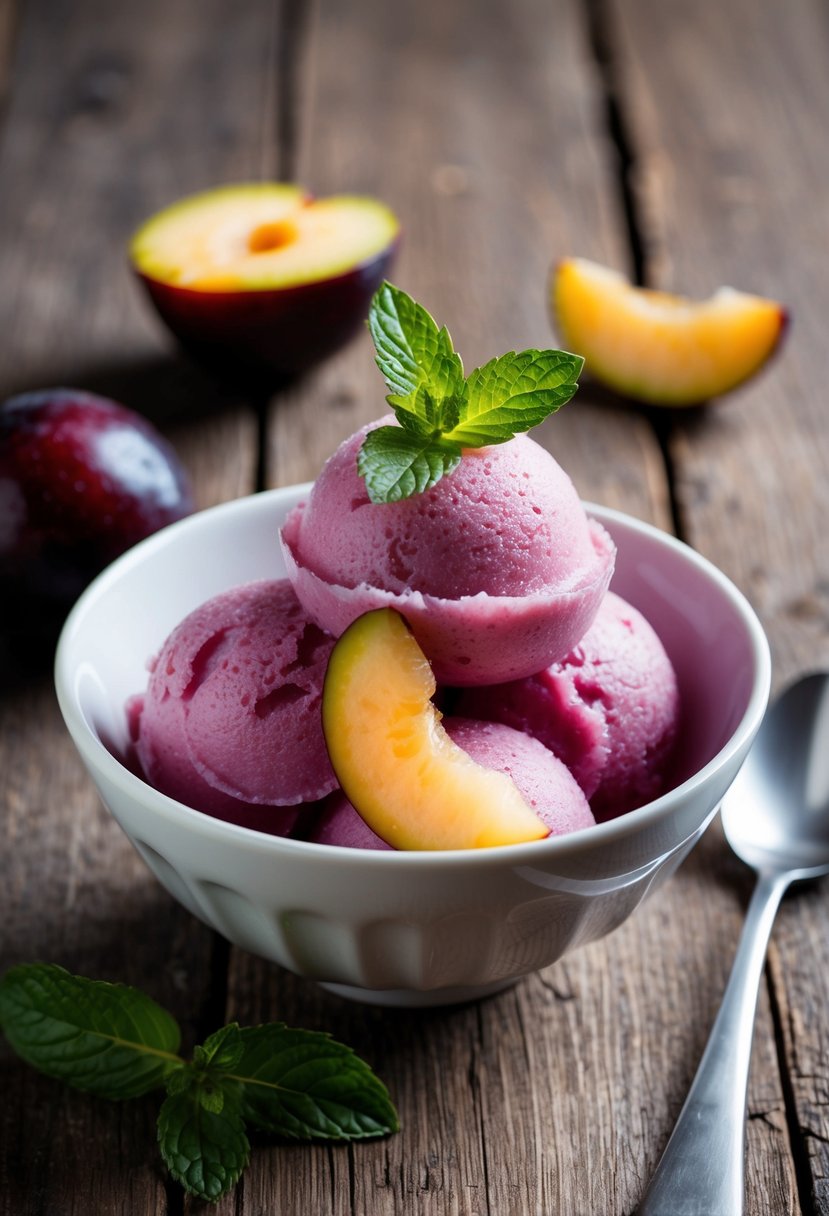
left=129, top=579, right=336, bottom=827
left=456, top=591, right=679, bottom=819
left=281, top=421, right=615, bottom=685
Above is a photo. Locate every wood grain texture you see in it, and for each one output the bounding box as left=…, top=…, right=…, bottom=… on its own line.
left=0, top=0, right=16, bottom=109
left=607, top=0, right=829, bottom=1208
left=252, top=1, right=784, bottom=1215
left=0, top=0, right=264, bottom=1211
left=0, top=0, right=821, bottom=1213
left=265, top=0, right=670, bottom=530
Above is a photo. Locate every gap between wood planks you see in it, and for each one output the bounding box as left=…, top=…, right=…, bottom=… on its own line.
left=583, top=1, right=815, bottom=1213
left=582, top=0, right=687, bottom=548
left=252, top=0, right=316, bottom=494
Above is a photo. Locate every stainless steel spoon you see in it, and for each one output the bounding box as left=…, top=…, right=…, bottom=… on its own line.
left=638, top=671, right=829, bottom=1216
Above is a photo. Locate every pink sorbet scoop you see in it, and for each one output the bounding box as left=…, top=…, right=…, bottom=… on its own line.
left=281, top=420, right=614, bottom=685
left=456, top=591, right=679, bottom=819
left=129, top=578, right=337, bottom=828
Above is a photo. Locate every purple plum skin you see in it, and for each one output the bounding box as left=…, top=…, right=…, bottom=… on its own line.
left=0, top=388, right=193, bottom=603
left=134, top=241, right=398, bottom=389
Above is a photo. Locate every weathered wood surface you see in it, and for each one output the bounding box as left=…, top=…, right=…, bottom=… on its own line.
left=0, top=0, right=825, bottom=1214
left=607, top=0, right=829, bottom=1211
left=0, top=0, right=261, bottom=1212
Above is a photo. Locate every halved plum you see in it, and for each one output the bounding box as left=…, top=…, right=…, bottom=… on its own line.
left=130, top=184, right=400, bottom=387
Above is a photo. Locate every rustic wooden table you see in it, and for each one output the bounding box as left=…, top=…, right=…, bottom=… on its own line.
left=2, top=0, right=828, bottom=1212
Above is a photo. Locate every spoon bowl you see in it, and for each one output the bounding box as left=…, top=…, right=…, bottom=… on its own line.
left=722, top=671, right=829, bottom=877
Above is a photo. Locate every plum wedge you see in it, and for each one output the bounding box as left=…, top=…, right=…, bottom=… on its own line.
left=321, top=609, right=550, bottom=851
left=552, top=257, right=787, bottom=406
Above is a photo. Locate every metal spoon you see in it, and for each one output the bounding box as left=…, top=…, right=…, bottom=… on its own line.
left=638, top=671, right=829, bottom=1216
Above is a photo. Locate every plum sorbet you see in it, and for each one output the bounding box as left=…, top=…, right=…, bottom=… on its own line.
left=281, top=420, right=615, bottom=685
left=456, top=591, right=679, bottom=819
left=130, top=579, right=336, bottom=828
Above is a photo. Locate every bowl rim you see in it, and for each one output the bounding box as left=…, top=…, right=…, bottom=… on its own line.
left=54, top=487, right=772, bottom=870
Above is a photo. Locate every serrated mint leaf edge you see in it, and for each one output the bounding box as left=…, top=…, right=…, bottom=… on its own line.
left=444, top=349, right=585, bottom=445
left=368, top=282, right=465, bottom=404
left=158, top=1087, right=250, bottom=1204
left=227, top=1024, right=400, bottom=1141
left=0, top=963, right=183, bottom=1099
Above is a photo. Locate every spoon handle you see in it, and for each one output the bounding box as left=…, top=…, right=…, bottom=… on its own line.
left=637, top=870, right=789, bottom=1216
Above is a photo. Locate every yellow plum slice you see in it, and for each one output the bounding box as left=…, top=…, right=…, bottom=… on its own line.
left=552, top=257, right=787, bottom=406
left=322, top=609, right=550, bottom=850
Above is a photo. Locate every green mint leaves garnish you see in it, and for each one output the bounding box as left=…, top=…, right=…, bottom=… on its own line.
left=360, top=281, right=584, bottom=503
left=0, top=962, right=182, bottom=1099
left=358, top=426, right=462, bottom=503
left=0, top=963, right=399, bottom=1204
left=233, top=1023, right=399, bottom=1140
left=158, top=1084, right=250, bottom=1202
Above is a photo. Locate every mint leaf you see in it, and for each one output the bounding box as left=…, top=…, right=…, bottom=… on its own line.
left=368, top=282, right=465, bottom=425
left=445, top=349, right=584, bottom=445
left=360, top=284, right=585, bottom=502
left=2, top=964, right=399, bottom=1206
left=196, top=1023, right=243, bottom=1071
left=0, top=963, right=182, bottom=1099
left=158, top=1083, right=249, bottom=1203
left=357, top=425, right=462, bottom=504
left=230, top=1024, right=399, bottom=1141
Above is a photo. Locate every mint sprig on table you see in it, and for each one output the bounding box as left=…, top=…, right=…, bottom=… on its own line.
left=360, top=281, right=584, bottom=503
left=0, top=963, right=398, bottom=1204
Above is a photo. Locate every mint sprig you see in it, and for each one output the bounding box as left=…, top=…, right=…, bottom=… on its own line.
left=0, top=963, right=399, bottom=1204
left=361, top=282, right=584, bottom=502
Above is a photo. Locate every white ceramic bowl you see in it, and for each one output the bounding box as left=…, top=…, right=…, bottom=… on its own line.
left=55, top=488, right=771, bottom=1006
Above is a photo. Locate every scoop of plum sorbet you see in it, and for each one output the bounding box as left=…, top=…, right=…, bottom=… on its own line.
left=281, top=420, right=614, bottom=685
left=456, top=592, right=679, bottom=819
left=131, top=579, right=337, bottom=825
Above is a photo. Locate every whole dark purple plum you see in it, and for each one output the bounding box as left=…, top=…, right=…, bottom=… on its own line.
left=0, top=388, right=193, bottom=605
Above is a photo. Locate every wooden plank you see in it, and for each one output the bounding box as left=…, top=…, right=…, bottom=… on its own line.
left=0, top=0, right=266, bottom=1210
left=606, top=0, right=829, bottom=1209
left=240, top=2, right=783, bottom=1216
left=265, top=0, right=669, bottom=527
left=0, top=0, right=16, bottom=110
